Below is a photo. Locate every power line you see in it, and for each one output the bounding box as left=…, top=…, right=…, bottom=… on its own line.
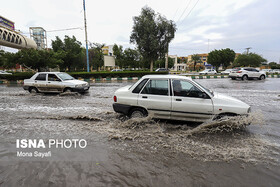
left=177, top=0, right=200, bottom=27
left=176, top=0, right=192, bottom=23
left=47, top=27, right=83, bottom=32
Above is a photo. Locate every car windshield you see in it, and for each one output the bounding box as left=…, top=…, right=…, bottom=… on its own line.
left=57, top=73, right=75, bottom=81
left=193, top=80, right=214, bottom=97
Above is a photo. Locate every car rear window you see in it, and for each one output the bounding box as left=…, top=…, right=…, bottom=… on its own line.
left=141, top=79, right=169, bottom=96
left=35, top=74, right=46, bottom=81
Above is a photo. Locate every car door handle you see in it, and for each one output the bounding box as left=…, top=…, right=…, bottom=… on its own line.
left=176, top=99, right=182, bottom=101
left=142, top=96, right=148, bottom=99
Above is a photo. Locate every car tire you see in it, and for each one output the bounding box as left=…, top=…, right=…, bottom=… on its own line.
left=29, top=87, right=38, bottom=93
left=63, top=88, right=72, bottom=93
left=242, top=75, right=248, bottom=81
left=259, top=75, right=265, bottom=80
left=130, top=108, right=147, bottom=118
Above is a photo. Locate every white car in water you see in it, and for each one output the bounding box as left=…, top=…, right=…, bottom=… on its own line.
left=229, top=67, right=266, bottom=80
left=23, top=72, right=90, bottom=93
left=220, top=69, right=233, bottom=75
left=113, top=75, right=250, bottom=123
left=199, top=69, right=217, bottom=75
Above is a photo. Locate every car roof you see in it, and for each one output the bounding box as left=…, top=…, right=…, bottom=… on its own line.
left=142, top=74, right=192, bottom=80
left=36, top=72, right=65, bottom=74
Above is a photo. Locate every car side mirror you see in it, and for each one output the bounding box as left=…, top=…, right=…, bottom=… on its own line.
left=199, top=92, right=209, bottom=99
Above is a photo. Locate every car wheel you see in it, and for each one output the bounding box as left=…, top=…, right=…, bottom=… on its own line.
left=130, top=108, right=147, bottom=118
left=29, top=87, right=38, bottom=93
left=242, top=75, right=248, bottom=81
left=63, top=88, right=72, bottom=93
left=259, top=75, right=265, bottom=80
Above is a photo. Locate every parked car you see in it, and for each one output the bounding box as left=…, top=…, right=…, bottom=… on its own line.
left=272, top=69, right=280, bottom=74
left=199, top=69, right=217, bottom=75
left=229, top=67, right=266, bottom=80
left=0, top=70, right=12, bottom=75
left=155, top=68, right=169, bottom=72
left=111, top=69, right=123, bottom=72
left=262, top=69, right=273, bottom=74
left=113, top=75, right=251, bottom=123
left=220, top=69, right=232, bottom=75
left=23, top=72, right=90, bottom=93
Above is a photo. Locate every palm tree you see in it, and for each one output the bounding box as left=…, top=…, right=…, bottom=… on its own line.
left=191, top=54, right=201, bottom=71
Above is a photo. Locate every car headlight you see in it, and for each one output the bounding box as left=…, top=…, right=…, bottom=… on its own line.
left=75, top=84, right=83, bottom=88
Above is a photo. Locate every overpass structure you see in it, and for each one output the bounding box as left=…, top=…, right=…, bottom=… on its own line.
left=0, top=26, right=37, bottom=49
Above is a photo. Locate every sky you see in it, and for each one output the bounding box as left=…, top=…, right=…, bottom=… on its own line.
left=1, top=0, right=280, bottom=63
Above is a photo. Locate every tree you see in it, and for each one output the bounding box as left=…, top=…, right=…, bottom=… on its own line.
left=268, top=62, right=280, bottom=69
left=88, top=43, right=104, bottom=71
left=155, top=57, right=174, bottom=69
left=233, top=53, right=267, bottom=67
left=130, top=6, right=176, bottom=71
left=0, top=50, right=18, bottom=69
left=113, top=44, right=124, bottom=68
left=208, top=48, right=235, bottom=71
left=51, top=35, right=83, bottom=71
left=16, top=49, right=61, bottom=71
left=191, top=54, right=201, bottom=71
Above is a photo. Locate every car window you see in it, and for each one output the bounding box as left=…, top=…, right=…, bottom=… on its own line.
left=141, top=79, right=169, bottom=96
left=35, top=74, right=46, bottom=81
left=57, top=73, right=74, bottom=81
left=172, top=80, right=204, bottom=98
left=132, top=79, right=148, bottom=93
left=48, top=74, right=60, bottom=81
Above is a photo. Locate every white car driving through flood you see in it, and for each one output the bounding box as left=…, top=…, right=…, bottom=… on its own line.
left=113, top=75, right=250, bottom=122
left=23, top=72, right=90, bottom=93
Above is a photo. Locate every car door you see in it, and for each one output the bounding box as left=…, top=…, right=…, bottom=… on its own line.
left=251, top=68, right=260, bottom=78
left=138, top=79, right=171, bottom=119
left=171, top=79, right=214, bottom=122
left=34, top=73, right=47, bottom=92
left=46, top=74, right=63, bottom=92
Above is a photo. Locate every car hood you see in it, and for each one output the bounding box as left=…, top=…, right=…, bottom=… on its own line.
left=212, top=92, right=250, bottom=114
left=64, top=79, right=88, bottom=84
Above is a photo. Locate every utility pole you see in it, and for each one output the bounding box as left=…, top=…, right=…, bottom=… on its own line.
left=83, top=0, right=90, bottom=72
left=245, top=47, right=252, bottom=55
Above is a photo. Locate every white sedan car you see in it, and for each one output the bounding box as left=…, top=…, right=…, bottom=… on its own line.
left=220, top=69, right=232, bottom=75
left=0, top=70, right=12, bottom=75
left=23, top=72, right=90, bottom=93
left=113, top=75, right=250, bottom=123
left=199, top=69, right=217, bottom=75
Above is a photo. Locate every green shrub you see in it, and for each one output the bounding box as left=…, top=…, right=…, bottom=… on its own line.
left=0, top=71, right=168, bottom=81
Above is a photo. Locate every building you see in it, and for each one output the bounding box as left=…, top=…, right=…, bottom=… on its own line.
left=102, top=45, right=115, bottom=68
left=102, top=45, right=114, bottom=56
left=29, top=27, right=47, bottom=49
left=188, top=53, right=241, bottom=69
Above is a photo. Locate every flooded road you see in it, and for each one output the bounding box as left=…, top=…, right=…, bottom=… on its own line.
left=0, top=78, right=280, bottom=186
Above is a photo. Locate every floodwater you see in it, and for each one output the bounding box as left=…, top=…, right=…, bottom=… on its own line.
left=0, top=78, right=279, bottom=186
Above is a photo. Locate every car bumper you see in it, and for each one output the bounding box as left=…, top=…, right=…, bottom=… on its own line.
left=113, top=103, right=131, bottom=115
left=72, top=86, right=90, bottom=92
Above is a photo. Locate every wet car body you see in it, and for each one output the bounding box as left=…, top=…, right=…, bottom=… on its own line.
left=113, top=75, right=250, bottom=122
left=229, top=67, right=266, bottom=80
left=23, top=72, right=90, bottom=93
left=199, top=69, right=217, bottom=75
